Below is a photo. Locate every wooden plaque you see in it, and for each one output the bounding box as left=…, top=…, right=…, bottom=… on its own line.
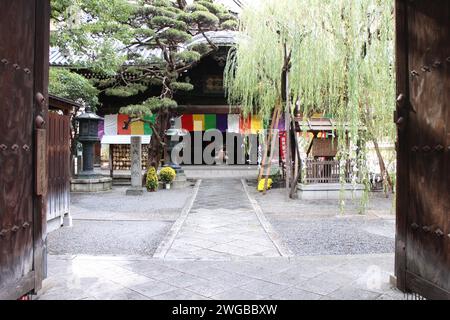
left=35, top=128, right=47, bottom=195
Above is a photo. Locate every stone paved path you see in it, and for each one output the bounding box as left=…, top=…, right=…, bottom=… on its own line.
left=161, top=179, right=282, bottom=260
left=36, top=253, right=405, bottom=300
left=36, top=178, right=405, bottom=300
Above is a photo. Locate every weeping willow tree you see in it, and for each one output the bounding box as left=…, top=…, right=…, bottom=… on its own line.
left=225, top=0, right=395, bottom=199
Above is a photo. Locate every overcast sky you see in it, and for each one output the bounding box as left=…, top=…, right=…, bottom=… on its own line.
left=186, top=0, right=244, bottom=13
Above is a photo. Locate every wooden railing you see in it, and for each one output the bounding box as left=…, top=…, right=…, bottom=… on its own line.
left=305, top=159, right=352, bottom=184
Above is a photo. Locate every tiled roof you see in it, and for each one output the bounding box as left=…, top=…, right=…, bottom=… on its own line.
left=50, top=30, right=238, bottom=67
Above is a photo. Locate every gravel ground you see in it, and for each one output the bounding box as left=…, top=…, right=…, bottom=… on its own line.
left=270, top=217, right=395, bottom=256
left=70, top=186, right=195, bottom=221
left=48, top=220, right=172, bottom=255
left=250, top=187, right=396, bottom=256
left=48, top=185, right=195, bottom=256
left=249, top=185, right=396, bottom=219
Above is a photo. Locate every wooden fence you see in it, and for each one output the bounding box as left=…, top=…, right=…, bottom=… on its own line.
left=305, top=159, right=352, bottom=184
left=47, top=112, right=71, bottom=223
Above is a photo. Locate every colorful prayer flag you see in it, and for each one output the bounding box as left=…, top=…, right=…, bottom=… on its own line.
left=250, top=115, right=263, bottom=134
left=239, top=116, right=251, bottom=134
left=143, top=114, right=156, bottom=135
left=98, top=120, right=105, bottom=139
left=193, top=114, right=205, bottom=131
left=117, top=114, right=131, bottom=135
left=204, top=114, right=216, bottom=131
left=216, top=114, right=228, bottom=132
left=227, top=114, right=240, bottom=133
left=104, top=114, right=118, bottom=136
left=130, top=121, right=144, bottom=135
left=181, top=114, right=193, bottom=132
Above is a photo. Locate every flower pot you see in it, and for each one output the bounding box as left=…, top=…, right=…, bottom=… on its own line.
left=165, top=183, right=171, bottom=190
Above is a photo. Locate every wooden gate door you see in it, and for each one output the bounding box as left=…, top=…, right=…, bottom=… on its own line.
left=395, top=0, right=450, bottom=299
left=0, top=0, right=50, bottom=299
left=47, top=113, right=71, bottom=224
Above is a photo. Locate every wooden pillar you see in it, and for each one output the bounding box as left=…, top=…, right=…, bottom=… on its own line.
left=394, top=0, right=409, bottom=293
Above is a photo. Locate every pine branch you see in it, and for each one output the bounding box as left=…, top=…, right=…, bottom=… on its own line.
left=174, top=48, right=215, bottom=73
left=198, top=25, right=218, bottom=51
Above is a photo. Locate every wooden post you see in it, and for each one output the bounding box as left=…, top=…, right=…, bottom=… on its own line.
left=258, top=104, right=279, bottom=182
left=289, top=114, right=303, bottom=199
left=394, top=0, right=409, bottom=293
left=282, top=41, right=292, bottom=193
left=109, top=144, right=114, bottom=178
left=284, top=75, right=291, bottom=191
left=262, top=105, right=282, bottom=194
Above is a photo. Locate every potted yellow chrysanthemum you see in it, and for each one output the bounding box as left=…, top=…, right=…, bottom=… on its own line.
left=159, top=167, right=176, bottom=190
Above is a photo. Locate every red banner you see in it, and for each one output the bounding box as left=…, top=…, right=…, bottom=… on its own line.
left=279, top=131, right=287, bottom=162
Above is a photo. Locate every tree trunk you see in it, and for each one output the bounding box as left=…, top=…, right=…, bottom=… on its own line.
left=372, top=136, right=393, bottom=195
left=146, top=110, right=170, bottom=170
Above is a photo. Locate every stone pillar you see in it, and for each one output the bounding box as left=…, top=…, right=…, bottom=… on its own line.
left=126, top=136, right=144, bottom=195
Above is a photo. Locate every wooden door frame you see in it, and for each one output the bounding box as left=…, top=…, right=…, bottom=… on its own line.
left=0, top=0, right=50, bottom=300
left=394, top=0, right=409, bottom=294
left=394, top=0, right=450, bottom=300
left=33, top=0, right=50, bottom=295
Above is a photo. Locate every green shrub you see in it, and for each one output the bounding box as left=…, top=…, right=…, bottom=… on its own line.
left=146, top=167, right=159, bottom=191
left=159, top=167, right=176, bottom=184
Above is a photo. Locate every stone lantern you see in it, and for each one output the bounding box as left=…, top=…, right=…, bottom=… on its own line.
left=75, top=106, right=103, bottom=176
left=164, top=117, right=188, bottom=188
left=165, top=117, right=182, bottom=170
left=71, top=106, right=112, bottom=192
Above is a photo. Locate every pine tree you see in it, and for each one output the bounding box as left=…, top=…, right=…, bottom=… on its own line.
left=117, top=0, right=238, bottom=169
left=51, top=0, right=238, bottom=169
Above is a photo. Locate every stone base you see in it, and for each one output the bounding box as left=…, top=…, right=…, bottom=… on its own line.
left=126, top=187, right=145, bottom=196
left=71, top=177, right=112, bottom=192
left=183, top=165, right=260, bottom=179
left=172, top=172, right=190, bottom=189
left=298, top=183, right=365, bottom=200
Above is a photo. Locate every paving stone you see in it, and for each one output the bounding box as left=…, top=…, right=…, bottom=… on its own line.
left=276, top=265, right=324, bottom=280
left=239, top=279, right=290, bottom=297
left=152, top=288, right=210, bottom=300
left=325, top=286, right=382, bottom=300
left=185, top=279, right=233, bottom=297
left=37, top=253, right=404, bottom=300
left=164, top=179, right=281, bottom=259
left=307, top=270, right=356, bottom=286
left=212, top=287, right=266, bottom=300
left=162, top=273, right=209, bottom=289
left=258, top=270, right=309, bottom=286
left=129, top=280, right=179, bottom=298
left=36, top=288, right=90, bottom=300
left=111, top=274, right=154, bottom=287
left=270, top=287, right=323, bottom=300
left=37, top=176, right=403, bottom=301
left=92, top=288, right=151, bottom=300
left=295, top=278, right=343, bottom=295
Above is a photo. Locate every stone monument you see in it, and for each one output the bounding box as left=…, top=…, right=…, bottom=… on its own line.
left=71, top=107, right=112, bottom=192
left=126, top=136, right=145, bottom=196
